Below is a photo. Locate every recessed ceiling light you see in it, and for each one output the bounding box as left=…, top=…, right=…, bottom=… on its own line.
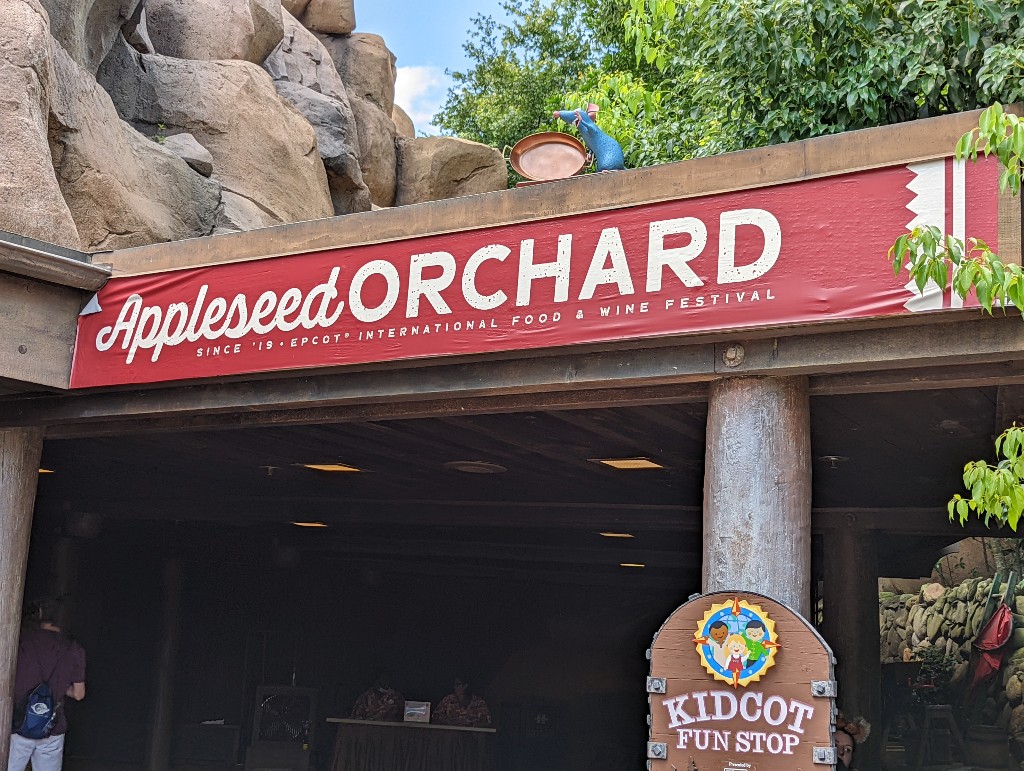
left=38, top=468, right=54, bottom=474
left=591, top=457, right=665, bottom=470
left=599, top=532, right=635, bottom=538
left=620, top=563, right=646, bottom=569
left=291, top=521, right=329, bottom=528
left=300, top=463, right=362, bottom=472
left=443, top=461, right=508, bottom=474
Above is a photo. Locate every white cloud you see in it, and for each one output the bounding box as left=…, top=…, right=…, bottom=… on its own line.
left=394, top=66, right=452, bottom=136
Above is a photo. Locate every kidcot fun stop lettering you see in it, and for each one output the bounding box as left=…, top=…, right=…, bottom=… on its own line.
left=661, top=689, right=814, bottom=755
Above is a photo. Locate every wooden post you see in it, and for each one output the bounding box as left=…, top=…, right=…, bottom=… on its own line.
left=50, top=536, right=80, bottom=630
left=703, top=376, right=812, bottom=616
left=145, top=557, right=182, bottom=771
left=822, top=523, right=882, bottom=771
left=0, top=428, right=43, bottom=764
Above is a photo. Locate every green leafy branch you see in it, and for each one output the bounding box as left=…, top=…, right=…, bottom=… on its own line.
left=889, top=104, right=1024, bottom=317
left=950, top=425, right=1024, bottom=530
left=900, top=103, right=1024, bottom=531
left=957, top=102, right=1024, bottom=196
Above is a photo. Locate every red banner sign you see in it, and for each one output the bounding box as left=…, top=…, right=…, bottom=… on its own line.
left=71, top=158, right=1000, bottom=388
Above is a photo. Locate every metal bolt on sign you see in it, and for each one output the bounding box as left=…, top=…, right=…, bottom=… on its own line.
left=811, top=680, right=837, bottom=697
left=646, top=677, right=667, bottom=694
left=813, top=746, right=837, bottom=764
left=647, top=742, right=668, bottom=760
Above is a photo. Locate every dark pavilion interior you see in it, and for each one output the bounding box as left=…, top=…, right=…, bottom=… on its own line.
left=23, top=385, right=1000, bottom=770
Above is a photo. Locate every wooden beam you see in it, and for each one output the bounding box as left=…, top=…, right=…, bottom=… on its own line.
left=999, top=180, right=1022, bottom=267
left=822, top=528, right=882, bottom=770
left=0, top=428, right=43, bottom=763
left=0, top=231, right=109, bottom=291
left=5, top=310, right=1024, bottom=435
left=0, top=273, right=87, bottom=390
left=995, top=385, right=1024, bottom=435
left=145, top=559, right=181, bottom=771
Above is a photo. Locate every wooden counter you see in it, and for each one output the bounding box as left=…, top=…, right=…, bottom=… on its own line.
left=327, top=719, right=495, bottom=771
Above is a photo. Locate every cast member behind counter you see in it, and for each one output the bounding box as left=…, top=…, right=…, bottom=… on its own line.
left=433, top=676, right=491, bottom=728
left=351, top=671, right=404, bottom=722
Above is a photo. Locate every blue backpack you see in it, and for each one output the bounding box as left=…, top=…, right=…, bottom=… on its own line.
left=14, top=646, right=64, bottom=740
left=15, top=681, right=56, bottom=739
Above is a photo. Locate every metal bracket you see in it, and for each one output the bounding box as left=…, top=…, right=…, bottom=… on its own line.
left=811, top=680, right=837, bottom=698
left=647, top=742, right=668, bottom=760
left=647, top=676, right=667, bottom=694
left=646, top=648, right=652, bottom=660
left=813, top=746, right=836, bottom=764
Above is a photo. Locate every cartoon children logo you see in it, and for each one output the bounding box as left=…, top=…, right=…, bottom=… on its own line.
left=694, top=597, right=780, bottom=688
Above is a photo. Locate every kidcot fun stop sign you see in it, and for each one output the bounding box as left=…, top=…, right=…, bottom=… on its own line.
left=647, top=592, right=836, bottom=769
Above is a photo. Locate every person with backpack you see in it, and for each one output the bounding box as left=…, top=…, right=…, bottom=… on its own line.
left=7, top=598, right=85, bottom=771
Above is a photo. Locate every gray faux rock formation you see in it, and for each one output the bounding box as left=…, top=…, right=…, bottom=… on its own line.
left=281, top=0, right=309, bottom=13
left=302, top=0, right=355, bottom=34
left=49, top=41, right=222, bottom=250
left=123, top=4, right=154, bottom=54
left=264, top=9, right=347, bottom=100
left=99, top=38, right=333, bottom=231
left=395, top=137, right=507, bottom=206
left=349, top=96, right=396, bottom=208
left=161, top=133, right=214, bottom=177
left=316, top=32, right=396, bottom=113
left=392, top=104, right=415, bottom=138
left=263, top=11, right=369, bottom=214
left=0, top=0, right=79, bottom=248
left=273, top=82, right=370, bottom=215
left=147, top=0, right=284, bottom=64
left=41, top=0, right=141, bottom=73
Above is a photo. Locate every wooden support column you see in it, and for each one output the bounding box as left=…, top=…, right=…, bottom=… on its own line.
left=822, top=522, right=882, bottom=771
left=703, top=376, right=812, bottom=616
left=145, top=558, right=182, bottom=771
left=0, top=428, right=43, bottom=765
left=50, top=536, right=80, bottom=630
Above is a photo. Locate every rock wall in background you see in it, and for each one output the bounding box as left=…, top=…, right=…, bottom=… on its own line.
left=0, top=0, right=507, bottom=250
left=881, top=577, right=1024, bottom=750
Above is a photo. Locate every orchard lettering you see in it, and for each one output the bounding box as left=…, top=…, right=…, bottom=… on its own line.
left=662, top=689, right=814, bottom=756
left=95, top=208, right=780, bottom=364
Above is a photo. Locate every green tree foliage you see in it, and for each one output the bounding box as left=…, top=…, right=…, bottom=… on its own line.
left=891, top=104, right=1024, bottom=317
left=434, top=0, right=631, bottom=184
left=890, top=105, right=1024, bottom=532
left=624, top=0, right=1024, bottom=164
left=437, top=0, right=1024, bottom=176
left=950, top=425, right=1024, bottom=530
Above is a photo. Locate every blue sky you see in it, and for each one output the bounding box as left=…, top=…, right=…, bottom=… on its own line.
left=357, top=0, right=509, bottom=134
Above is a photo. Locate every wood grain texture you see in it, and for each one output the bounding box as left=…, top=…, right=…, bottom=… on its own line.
left=822, top=528, right=882, bottom=771
left=0, top=273, right=86, bottom=389
left=145, top=558, right=182, bottom=771
left=703, top=377, right=812, bottom=616
left=999, top=183, right=1022, bottom=266
left=6, top=309, right=1024, bottom=432
left=649, top=592, right=833, bottom=771
left=0, top=428, right=43, bottom=764
left=0, top=242, right=109, bottom=291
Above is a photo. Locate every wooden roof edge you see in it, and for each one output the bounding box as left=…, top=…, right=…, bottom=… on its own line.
left=103, top=107, right=1020, bottom=277
left=0, top=231, right=110, bottom=292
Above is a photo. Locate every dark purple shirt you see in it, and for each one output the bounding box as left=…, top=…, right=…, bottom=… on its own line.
left=13, top=627, right=86, bottom=736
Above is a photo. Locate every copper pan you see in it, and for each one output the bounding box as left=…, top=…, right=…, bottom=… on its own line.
left=508, top=132, right=588, bottom=181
